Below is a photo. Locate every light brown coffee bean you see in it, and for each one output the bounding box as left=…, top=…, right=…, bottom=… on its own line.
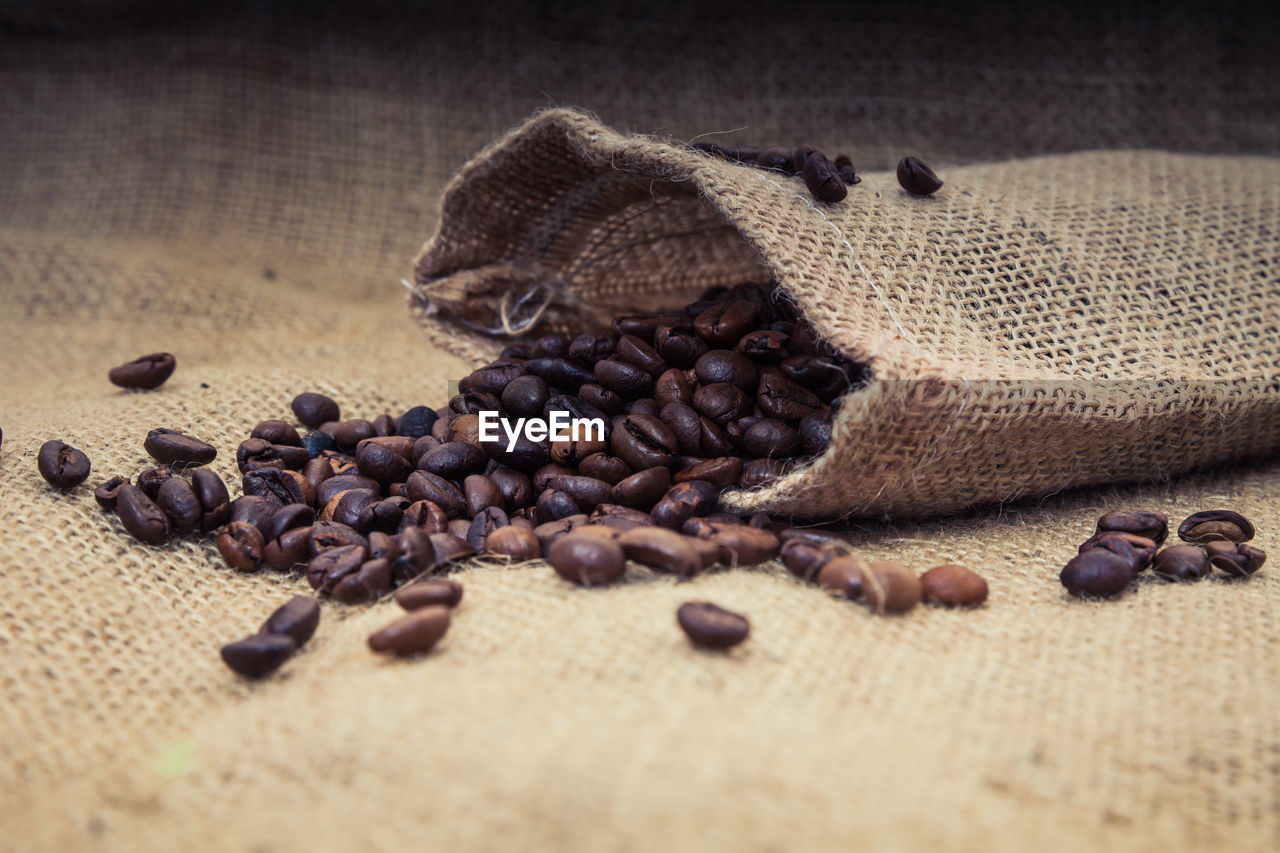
left=368, top=605, right=451, bottom=656
left=920, top=564, right=988, bottom=606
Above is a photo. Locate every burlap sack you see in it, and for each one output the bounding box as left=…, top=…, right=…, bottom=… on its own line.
left=411, top=108, right=1280, bottom=518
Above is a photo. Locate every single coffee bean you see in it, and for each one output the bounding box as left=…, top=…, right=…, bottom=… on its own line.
left=394, top=405, right=438, bottom=440
left=429, top=532, right=476, bottom=566
left=920, top=565, right=989, bottom=606
left=547, top=475, right=614, bottom=513
left=610, top=414, right=678, bottom=470
left=484, top=524, right=542, bottom=560
left=547, top=534, right=627, bottom=586
left=313, top=472, right=378, bottom=507
left=236, top=438, right=287, bottom=472
left=431, top=410, right=455, bottom=442
left=368, top=530, right=399, bottom=562
left=577, top=383, right=625, bottom=416
left=37, top=440, right=91, bottom=489
left=155, top=476, right=201, bottom=533
left=1152, top=544, right=1211, bottom=582
left=217, top=521, right=265, bottom=571
left=331, top=557, right=393, bottom=604
left=251, top=419, right=302, bottom=447
left=736, top=329, right=790, bottom=364
left=781, top=539, right=835, bottom=582
left=191, top=468, right=231, bottom=532
left=332, top=419, right=375, bottom=448
left=482, top=430, right=550, bottom=473
left=613, top=313, right=684, bottom=341
left=94, top=475, right=129, bottom=510
left=568, top=332, right=616, bottom=366
left=1177, top=510, right=1255, bottom=543
left=653, top=369, right=693, bottom=409
left=611, top=466, right=671, bottom=509
left=676, top=602, right=750, bottom=649
left=655, top=327, right=709, bottom=369
left=403, top=471, right=466, bottom=518
left=264, top=526, right=313, bottom=571
left=651, top=480, right=719, bottom=530
left=144, top=428, right=217, bottom=467
left=817, top=555, right=868, bottom=599
left=302, top=430, right=338, bottom=458
left=260, top=596, right=320, bottom=646
left=357, top=497, right=409, bottom=535
left=231, top=495, right=281, bottom=536
left=466, top=506, right=510, bottom=550
left=694, top=300, right=759, bottom=348
left=244, top=467, right=310, bottom=506
left=221, top=633, right=296, bottom=678
left=391, top=526, right=435, bottom=580
left=615, top=334, right=667, bottom=376
left=108, top=352, right=176, bottom=390
left=757, top=146, right=793, bottom=172
left=116, top=483, right=170, bottom=545
left=308, top=520, right=368, bottom=558
left=758, top=369, right=820, bottom=421
left=692, top=383, right=752, bottom=425
left=739, top=418, right=800, bottom=458
left=792, top=145, right=817, bottom=173
left=860, top=561, right=922, bottom=613
left=419, top=441, right=487, bottom=481
left=355, top=440, right=413, bottom=485
left=261, top=503, right=314, bottom=542
left=523, top=358, right=595, bottom=393
left=135, top=465, right=174, bottom=500
left=801, top=153, right=848, bottom=203
left=292, top=393, right=340, bottom=429
left=705, top=522, right=779, bottom=566
left=536, top=488, right=581, bottom=523
left=368, top=605, right=451, bottom=656
left=834, top=154, right=859, bottom=186
left=396, top=578, right=464, bottom=611
left=673, top=457, right=742, bottom=489
left=532, top=333, right=571, bottom=358
left=463, top=474, right=505, bottom=518
left=467, top=362, right=527, bottom=395
left=1060, top=549, right=1134, bottom=598
left=896, top=156, right=943, bottom=196
left=595, top=356, right=654, bottom=399
left=306, top=543, right=365, bottom=594
left=378, top=414, right=400, bottom=437
left=616, top=527, right=702, bottom=576
left=694, top=350, right=758, bottom=392
left=1077, top=531, right=1157, bottom=574
left=1095, top=508, right=1168, bottom=545
left=798, top=410, right=835, bottom=456
left=1205, top=541, right=1266, bottom=577
left=500, top=375, right=550, bottom=418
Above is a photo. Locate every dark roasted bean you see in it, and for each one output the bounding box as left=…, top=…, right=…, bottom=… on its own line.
left=404, top=471, right=466, bottom=518
left=612, top=466, right=671, bottom=509
left=740, top=458, right=790, bottom=488
left=264, top=526, right=313, bottom=571
left=897, top=156, right=943, bottom=196
left=251, top=420, right=302, bottom=447
left=221, top=633, right=296, bottom=678
left=548, top=475, right=614, bottom=512
left=694, top=300, right=759, bottom=347
left=695, top=350, right=758, bottom=392
left=355, top=439, right=413, bottom=485
left=94, top=475, right=128, bottom=510
left=798, top=409, right=835, bottom=456
left=292, top=393, right=340, bottom=428
left=616, top=527, right=701, bottom=576
left=613, top=314, right=684, bottom=341
left=615, top=334, right=667, bottom=376
left=673, top=457, right=742, bottom=489
left=466, top=506, right=509, bottom=550
left=155, top=476, right=201, bottom=532
left=1060, top=549, right=1134, bottom=598
left=547, top=534, right=626, bottom=586
left=37, top=440, right=91, bottom=488
left=391, top=527, right=435, bottom=581
left=757, top=146, right=793, bottom=172
left=306, top=543, right=365, bottom=594
left=230, top=495, right=280, bottom=536
left=781, top=539, right=835, bottom=582
left=428, top=532, right=475, bottom=566
left=308, top=521, right=367, bottom=558
left=692, top=382, right=752, bottom=425
left=217, top=521, right=264, bottom=571
left=260, top=596, right=320, bottom=646
left=467, top=362, right=526, bottom=395
left=523, top=358, right=595, bottom=393
left=577, top=383, right=625, bottom=416
left=1077, top=532, right=1158, bottom=574
left=136, top=465, right=174, bottom=499
left=396, top=578, right=464, bottom=610
left=1177, top=510, right=1255, bottom=543
left=464, top=474, right=505, bottom=517
left=331, top=557, right=393, bottom=604
left=396, top=406, right=439, bottom=440
left=501, top=375, right=550, bottom=418
left=651, top=480, right=719, bottom=529
left=610, top=414, right=678, bottom=470
left=569, top=332, right=616, bottom=366
left=655, top=326, right=708, bottom=369
left=736, top=330, right=789, bottom=363
left=676, top=602, right=749, bottom=649
left=801, top=153, right=847, bottom=203
left=368, top=606, right=451, bottom=656
left=108, top=352, right=176, bottom=390
left=1095, top=509, right=1169, bottom=545
left=740, top=418, right=800, bottom=458
left=375, top=414, right=398, bottom=437
left=244, top=467, right=309, bottom=506
left=420, top=441, right=488, bottom=481
left=332, top=419, right=375, bottom=448
left=1205, top=541, right=1266, bottom=577
left=117, top=483, right=170, bottom=544
left=1152, top=545, right=1211, bottom=582
left=594, top=357, right=654, bottom=399
left=536, top=488, right=581, bottom=523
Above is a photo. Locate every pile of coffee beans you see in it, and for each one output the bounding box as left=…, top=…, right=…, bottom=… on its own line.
left=688, top=141, right=943, bottom=202
left=1060, top=508, right=1265, bottom=598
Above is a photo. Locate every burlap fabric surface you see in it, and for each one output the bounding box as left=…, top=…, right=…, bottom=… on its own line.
left=2, top=3, right=1279, bottom=851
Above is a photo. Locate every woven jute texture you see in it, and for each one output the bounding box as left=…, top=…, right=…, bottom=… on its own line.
left=3, top=3, right=1280, bottom=852
left=412, top=109, right=1280, bottom=518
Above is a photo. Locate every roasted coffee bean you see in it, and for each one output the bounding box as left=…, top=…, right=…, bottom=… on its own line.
left=93, top=475, right=128, bottom=510
left=487, top=466, right=533, bottom=508
left=548, top=475, right=614, bottom=512
left=783, top=539, right=836, bottom=582
left=391, top=526, right=435, bottom=580
left=613, top=314, right=684, bottom=341
left=446, top=413, right=482, bottom=446
left=860, top=561, right=922, bottom=613
left=484, top=524, right=542, bottom=560
left=547, top=533, right=626, bottom=586
left=368, top=605, right=451, bottom=656
left=615, top=334, right=667, bottom=376
left=676, top=602, right=750, bottom=649
left=660, top=402, right=705, bottom=454
left=230, top=495, right=280, bottom=535
left=306, top=543, right=365, bottom=593
left=467, top=362, right=526, bottom=395
left=523, top=358, right=595, bottom=393
left=264, top=526, right=312, bottom=571
left=550, top=431, right=608, bottom=466
left=429, top=532, right=476, bottom=566
left=1077, top=532, right=1157, bottom=573
left=739, top=418, right=800, bottom=458
left=314, top=472, right=379, bottom=507
left=695, top=350, right=758, bottom=392
left=374, top=414, right=397, bottom=437
left=354, top=440, right=412, bottom=485
left=655, top=326, right=708, bottom=369
left=308, top=521, right=367, bottom=558
left=464, top=474, right=505, bottom=517
left=108, top=352, right=176, bottom=390
left=332, top=419, right=375, bottom=448
left=466, top=506, right=509, bottom=550
left=611, top=466, right=671, bottom=509
left=431, top=410, right=455, bottom=442
left=595, top=357, right=654, bottom=399
left=396, top=578, right=464, bottom=610
left=155, top=476, right=201, bottom=532
left=651, top=480, right=719, bottom=529
left=792, top=145, right=817, bottom=173
left=446, top=518, right=472, bottom=540
left=292, top=393, right=340, bottom=428
left=576, top=453, right=629, bottom=485
left=896, top=156, right=943, bottom=196
left=673, top=457, right=742, bottom=489
left=779, top=528, right=854, bottom=552
left=356, top=497, right=407, bottom=535
left=817, top=555, right=868, bottom=598
left=399, top=499, right=449, bottom=534
left=1060, top=549, right=1134, bottom=598
left=616, top=527, right=701, bottom=576
left=260, top=596, right=320, bottom=646
left=705, top=522, right=779, bottom=565
left=500, top=375, right=550, bottom=418
left=694, top=300, right=759, bottom=347
left=537, top=488, right=581, bottom=523
left=144, top=428, right=216, bottom=467
left=251, top=419, right=302, bottom=447
left=37, top=440, right=91, bottom=489
left=1096, top=509, right=1168, bottom=545
left=757, top=146, right=793, bottom=172
left=920, top=565, right=989, bottom=606
left=116, top=483, right=170, bottom=545
left=611, top=414, right=678, bottom=470
left=237, top=438, right=308, bottom=472
left=221, top=633, right=296, bottom=678
left=801, top=153, right=847, bottom=203
left=412, top=435, right=442, bottom=461
left=322, top=488, right=378, bottom=524
left=834, top=154, right=859, bottom=186
left=798, top=410, right=835, bottom=456
left=420, top=441, right=487, bottom=481
left=533, top=463, right=576, bottom=493
left=395, top=405, right=438, bottom=440
left=403, top=471, right=466, bottom=518
left=577, top=383, right=625, bottom=416
left=1177, top=510, right=1255, bottom=543
left=736, top=330, right=789, bottom=363
left=758, top=369, right=820, bottom=421
left=331, top=557, right=393, bottom=604
left=1205, top=541, right=1266, bottom=577
left=482, top=431, right=549, bottom=473
left=692, top=383, right=752, bottom=425
left=532, top=333, right=571, bottom=358
left=740, top=458, right=790, bottom=488
left=1152, top=544, right=1211, bottom=582
left=135, top=466, right=173, bottom=500
left=367, top=530, right=399, bottom=562
left=569, top=332, right=616, bottom=366
left=218, top=521, right=265, bottom=571
left=244, top=467, right=309, bottom=506
left=302, top=430, right=338, bottom=458
left=653, top=369, right=693, bottom=409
